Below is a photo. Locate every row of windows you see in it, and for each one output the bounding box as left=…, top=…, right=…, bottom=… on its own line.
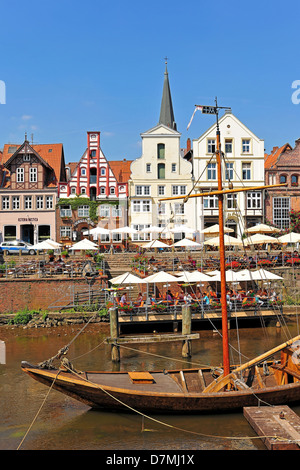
left=272, top=174, right=299, bottom=186
left=207, top=138, right=251, bottom=154
left=132, top=200, right=185, bottom=214
left=203, top=192, right=262, bottom=210
left=135, top=185, right=186, bottom=196
left=68, top=186, right=116, bottom=195
left=2, top=195, right=54, bottom=210
left=16, top=167, right=38, bottom=183
left=207, top=162, right=251, bottom=180
left=60, top=205, right=123, bottom=218
left=145, top=162, right=177, bottom=176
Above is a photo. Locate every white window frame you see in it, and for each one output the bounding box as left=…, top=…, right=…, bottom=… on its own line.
left=60, top=204, right=72, bottom=217
left=60, top=226, right=72, bottom=238
left=24, top=196, right=32, bottom=210
left=247, top=191, right=262, bottom=209
left=12, top=196, right=20, bottom=210
left=225, top=162, right=234, bottom=180
left=100, top=205, right=110, bottom=217
left=158, top=185, right=165, bottom=196
left=242, top=139, right=251, bottom=154
left=207, top=139, right=216, bottom=154
left=242, top=163, right=251, bottom=180
left=36, top=196, right=44, bottom=209
left=29, top=167, right=37, bottom=182
left=172, top=185, right=186, bottom=196
left=203, top=195, right=219, bottom=209
left=207, top=163, right=217, bottom=180
left=46, top=196, right=53, bottom=209
left=135, top=185, right=151, bottom=196
left=78, top=205, right=90, bottom=217
left=2, top=196, right=9, bottom=210
left=273, top=197, right=290, bottom=229
left=17, top=167, right=24, bottom=182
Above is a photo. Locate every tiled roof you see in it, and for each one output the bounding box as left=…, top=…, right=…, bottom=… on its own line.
left=264, top=143, right=292, bottom=169
left=2, top=142, right=66, bottom=187
left=109, top=159, right=132, bottom=183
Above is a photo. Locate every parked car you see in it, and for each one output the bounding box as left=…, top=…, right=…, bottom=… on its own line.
left=0, top=240, right=36, bottom=255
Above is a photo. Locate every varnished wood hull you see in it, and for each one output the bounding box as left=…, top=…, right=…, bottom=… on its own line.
left=21, top=361, right=300, bottom=414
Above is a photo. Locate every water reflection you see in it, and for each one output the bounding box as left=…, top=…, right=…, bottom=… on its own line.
left=0, top=321, right=299, bottom=450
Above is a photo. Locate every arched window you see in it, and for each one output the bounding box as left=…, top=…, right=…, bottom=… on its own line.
left=280, top=174, right=287, bottom=184
left=157, top=163, right=165, bottom=179
left=157, top=143, right=165, bottom=159
left=291, top=174, right=298, bottom=186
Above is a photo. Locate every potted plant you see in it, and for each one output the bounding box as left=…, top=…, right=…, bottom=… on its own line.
left=0, top=263, right=5, bottom=277
left=61, top=250, right=69, bottom=258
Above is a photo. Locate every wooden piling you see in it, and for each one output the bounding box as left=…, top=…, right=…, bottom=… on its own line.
left=182, top=305, right=192, bottom=358
left=109, top=307, right=120, bottom=362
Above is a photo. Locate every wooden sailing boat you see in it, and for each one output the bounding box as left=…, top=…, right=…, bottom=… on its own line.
left=21, top=101, right=300, bottom=414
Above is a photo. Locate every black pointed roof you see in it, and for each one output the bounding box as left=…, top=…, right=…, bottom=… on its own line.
left=159, top=64, right=176, bottom=130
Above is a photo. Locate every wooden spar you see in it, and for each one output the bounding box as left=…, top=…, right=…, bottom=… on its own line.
left=215, top=126, right=230, bottom=377
left=159, top=183, right=287, bottom=202
left=202, top=334, right=300, bottom=393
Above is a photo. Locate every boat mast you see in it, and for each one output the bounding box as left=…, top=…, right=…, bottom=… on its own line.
left=214, top=98, right=230, bottom=377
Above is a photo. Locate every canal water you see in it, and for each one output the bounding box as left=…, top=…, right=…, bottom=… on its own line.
left=1, top=319, right=300, bottom=451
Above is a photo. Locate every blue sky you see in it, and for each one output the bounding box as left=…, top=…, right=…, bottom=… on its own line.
left=1, top=0, right=300, bottom=163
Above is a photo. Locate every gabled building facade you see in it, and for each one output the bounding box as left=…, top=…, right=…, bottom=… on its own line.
left=264, top=140, right=300, bottom=229
left=0, top=139, right=66, bottom=243
left=128, top=65, right=195, bottom=242
left=192, top=110, right=265, bottom=237
left=57, top=132, right=132, bottom=243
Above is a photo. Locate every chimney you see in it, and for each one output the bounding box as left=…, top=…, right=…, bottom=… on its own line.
left=186, top=138, right=191, bottom=151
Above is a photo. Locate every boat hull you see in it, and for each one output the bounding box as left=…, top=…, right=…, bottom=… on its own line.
left=21, top=362, right=300, bottom=414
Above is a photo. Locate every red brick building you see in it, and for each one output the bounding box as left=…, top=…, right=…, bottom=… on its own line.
left=264, top=140, right=300, bottom=229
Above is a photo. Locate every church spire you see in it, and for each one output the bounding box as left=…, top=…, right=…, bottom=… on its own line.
left=159, top=59, right=176, bottom=130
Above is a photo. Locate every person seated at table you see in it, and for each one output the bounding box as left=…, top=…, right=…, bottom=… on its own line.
left=184, top=293, right=193, bottom=304
left=149, top=255, right=156, bottom=263
left=235, top=291, right=243, bottom=302
left=49, top=252, right=55, bottom=262
left=270, top=290, right=278, bottom=302
left=255, top=292, right=264, bottom=306
left=120, top=293, right=128, bottom=306
left=135, top=292, right=143, bottom=306
left=166, top=290, right=174, bottom=301
left=202, top=293, right=210, bottom=305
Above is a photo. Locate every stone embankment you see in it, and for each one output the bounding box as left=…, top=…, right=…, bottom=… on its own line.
left=0, top=312, right=109, bottom=328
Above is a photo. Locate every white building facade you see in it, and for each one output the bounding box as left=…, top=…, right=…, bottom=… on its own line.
left=129, top=65, right=195, bottom=242
left=192, top=110, right=265, bottom=238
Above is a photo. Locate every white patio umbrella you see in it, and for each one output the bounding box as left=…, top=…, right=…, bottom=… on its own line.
left=203, top=234, right=244, bottom=246
left=251, top=269, right=283, bottom=281
left=200, top=224, right=234, bottom=234
left=144, top=271, right=179, bottom=283
left=45, top=239, right=62, bottom=247
left=243, top=233, right=280, bottom=245
left=246, top=223, right=281, bottom=234
left=143, top=240, right=169, bottom=249
left=31, top=240, right=59, bottom=250
left=176, top=270, right=212, bottom=282
left=171, top=238, right=202, bottom=248
left=278, top=232, right=300, bottom=244
left=207, top=269, right=240, bottom=283
left=70, top=239, right=98, bottom=250
left=109, top=272, right=146, bottom=284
